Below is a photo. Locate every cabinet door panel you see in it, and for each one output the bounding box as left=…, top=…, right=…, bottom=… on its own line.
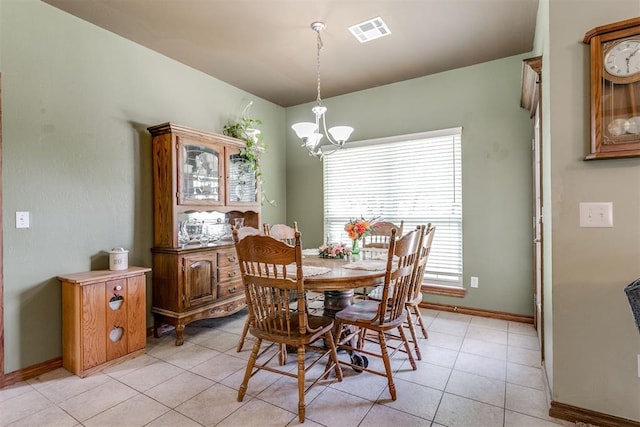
left=183, top=254, right=216, bottom=308
left=127, top=275, right=147, bottom=352
left=178, top=137, right=224, bottom=205
left=82, top=283, right=107, bottom=369
left=105, top=279, right=128, bottom=360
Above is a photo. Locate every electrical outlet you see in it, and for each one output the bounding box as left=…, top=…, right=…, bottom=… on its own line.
left=470, top=276, right=479, bottom=288
left=16, top=211, right=30, bottom=229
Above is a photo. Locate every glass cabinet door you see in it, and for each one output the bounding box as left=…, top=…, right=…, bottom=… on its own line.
left=226, top=147, right=258, bottom=205
left=178, top=141, right=223, bottom=205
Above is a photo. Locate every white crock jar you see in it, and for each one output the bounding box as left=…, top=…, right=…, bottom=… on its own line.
left=109, top=247, right=129, bottom=271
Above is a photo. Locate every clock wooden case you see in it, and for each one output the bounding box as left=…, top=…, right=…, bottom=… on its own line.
left=584, top=17, right=640, bottom=160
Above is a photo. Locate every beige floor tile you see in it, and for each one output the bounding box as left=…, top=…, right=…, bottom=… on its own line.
left=0, top=390, right=53, bottom=426
left=145, top=409, right=203, bottom=427
left=187, top=328, right=242, bottom=353
left=27, top=368, right=110, bottom=403
left=436, top=311, right=473, bottom=323
left=83, top=393, right=169, bottom=427
left=0, top=381, right=32, bottom=403
left=507, top=362, right=545, bottom=390
left=175, top=383, right=249, bottom=426
left=509, top=332, right=540, bottom=350
left=508, top=321, right=538, bottom=336
left=417, top=344, right=459, bottom=368
left=220, top=362, right=284, bottom=396
left=5, top=403, right=79, bottom=427
left=421, top=331, right=464, bottom=351
left=505, top=383, right=553, bottom=421
left=58, top=378, right=139, bottom=422
left=434, top=392, right=504, bottom=427
left=379, top=377, right=442, bottom=420
left=395, top=358, right=452, bottom=390
left=466, top=325, right=508, bottom=345
left=469, top=316, right=509, bottom=331
left=328, top=365, right=388, bottom=401
left=508, top=346, right=542, bottom=367
left=360, top=403, right=432, bottom=426
left=505, top=410, right=568, bottom=426
left=445, top=370, right=505, bottom=407
left=460, top=337, right=507, bottom=360
left=216, top=398, right=297, bottom=426
left=189, top=352, right=247, bottom=382
left=454, top=351, right=507, bottom=381
left=117, top=359, right=184, bottom=392
left=144, top=371, right=214, bottom=408
left=256, top=375, right=326, bottom=415
left=101, top=354, right=158, bottom=379
left=305, top=387, right=373, bottom=427
left=429, top=317, right=470, bottom=337
left=154, top=342, right=220, bottom=370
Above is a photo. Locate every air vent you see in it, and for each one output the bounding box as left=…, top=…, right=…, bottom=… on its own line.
left=348, top=17, right=391, bottom=43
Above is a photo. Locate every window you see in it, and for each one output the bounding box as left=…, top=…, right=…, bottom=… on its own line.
left=323, top=127, right=462, bottom=286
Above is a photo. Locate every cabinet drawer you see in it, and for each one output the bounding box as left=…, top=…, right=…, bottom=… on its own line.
left=218, top=280, right=243, bottom=299
left=217, top=248, right=238, bottom=268
left=218, top=264, right=240, bottom=285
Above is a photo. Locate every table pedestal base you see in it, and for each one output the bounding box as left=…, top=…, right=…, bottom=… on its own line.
left=323, top=290, right=354, bottom=318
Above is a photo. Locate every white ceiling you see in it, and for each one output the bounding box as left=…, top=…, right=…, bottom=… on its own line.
left=43, top=0, right=539, bottom=107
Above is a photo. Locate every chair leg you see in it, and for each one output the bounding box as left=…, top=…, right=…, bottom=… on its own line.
left=324, top=330, right=343, bottom=381
left=397, top=325, right=417, bottom=370
left=377, top=331, right=397, bottom=401
left=279, top=344, right=288, bottom=365
left=238, top=338, right=261, bottom=402
left=236, top=317, right=251, bottom=352
left=412, top=304, right=428, bottom=338
left=297, top=345, right=306, bottom=423
left=405, top=308, right=422, bottom=360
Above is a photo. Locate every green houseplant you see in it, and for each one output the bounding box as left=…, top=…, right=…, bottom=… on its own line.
left=223, top=115, right=275, bottom=206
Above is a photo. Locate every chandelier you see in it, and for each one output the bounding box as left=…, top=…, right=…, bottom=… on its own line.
left=291, top=22, right=354, bottom=159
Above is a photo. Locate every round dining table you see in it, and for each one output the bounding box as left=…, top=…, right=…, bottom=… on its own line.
left=301, top=250, right=388, bottom=316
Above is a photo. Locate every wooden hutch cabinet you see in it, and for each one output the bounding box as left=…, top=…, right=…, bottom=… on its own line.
left=148, top=123, right=260, bottom=345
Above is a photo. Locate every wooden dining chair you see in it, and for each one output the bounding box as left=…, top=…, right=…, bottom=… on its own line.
left=362, top=220, right=404, bottom=249
left=333, top=225, right=423, bottom=401
left=233, top=228, right=342, bottom=423
left=264, top=221, right=298, bottom=245
left=404, top=223, right=435, bottom=359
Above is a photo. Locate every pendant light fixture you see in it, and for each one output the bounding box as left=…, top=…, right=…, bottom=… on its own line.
left=291, top=22, right=354, bottom=159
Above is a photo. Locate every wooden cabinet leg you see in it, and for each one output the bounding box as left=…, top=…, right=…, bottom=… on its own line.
left=175, top=323, right=185, bottom=346
left=153, top=314, right=161, bottom=338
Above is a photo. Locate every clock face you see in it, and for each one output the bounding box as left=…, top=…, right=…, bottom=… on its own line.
left=604, top=39, right=640, bottom=78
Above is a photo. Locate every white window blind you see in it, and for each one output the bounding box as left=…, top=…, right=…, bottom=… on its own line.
left=323, top=128, right=462, bottom=286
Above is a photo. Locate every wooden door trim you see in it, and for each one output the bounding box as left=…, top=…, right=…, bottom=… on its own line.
left=1, top=73, right=5, bottom=387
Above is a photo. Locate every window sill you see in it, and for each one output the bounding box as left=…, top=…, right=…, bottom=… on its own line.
left=421, top=283, right=466, bottom=298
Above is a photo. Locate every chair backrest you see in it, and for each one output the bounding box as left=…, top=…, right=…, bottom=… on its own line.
left=236, top=226, right=263, bottom=240
left=264, top=222, right=298, bottom=246
left=363, top=220, right=404, bottom=249
left=376, top=225, right=424, bottom=325
left=232, top=228, right=310, bottom=336
left=407, top=223, right=436, bottom=301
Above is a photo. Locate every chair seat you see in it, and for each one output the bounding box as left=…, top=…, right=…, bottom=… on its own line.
left=250, top=314, right=334, bottom=345
left=336, top=300, right=406, bottom=330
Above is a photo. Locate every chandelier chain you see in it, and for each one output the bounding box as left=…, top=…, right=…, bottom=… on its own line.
left=316, top=28, right=323, bottom=105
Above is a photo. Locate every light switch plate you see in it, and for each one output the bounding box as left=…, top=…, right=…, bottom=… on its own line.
left=579, top=202, right=613, bottom=227
left=16, top=211, right=30, bottom=229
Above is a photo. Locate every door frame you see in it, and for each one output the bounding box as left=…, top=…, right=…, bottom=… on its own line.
left=521, top=56, right=544, bottom=361
left=1, top=73, right=5, bottom=386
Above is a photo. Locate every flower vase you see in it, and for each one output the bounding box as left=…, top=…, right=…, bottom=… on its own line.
left=351, top=239, right=360, bottom=255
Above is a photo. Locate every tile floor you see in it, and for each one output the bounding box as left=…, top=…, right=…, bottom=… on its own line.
left=0, top=308, right=576, bottom=427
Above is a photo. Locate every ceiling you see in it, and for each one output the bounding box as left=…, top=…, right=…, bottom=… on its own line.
left=43, top=0, right=539, bottom=107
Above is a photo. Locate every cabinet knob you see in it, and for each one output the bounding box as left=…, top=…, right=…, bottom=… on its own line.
left=228, top=256, right=237, bottom=262
left=228, top=271, right=236, bottom=277
left=229, top=287, right=237, bottom=293
left=114, top=285, right=122, bottom=291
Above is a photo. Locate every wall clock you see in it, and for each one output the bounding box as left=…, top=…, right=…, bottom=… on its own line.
left=584, top=17, right=640, bottom=160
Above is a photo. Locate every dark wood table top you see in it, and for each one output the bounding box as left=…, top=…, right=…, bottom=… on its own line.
left=302, top=250, right=388, bottom=291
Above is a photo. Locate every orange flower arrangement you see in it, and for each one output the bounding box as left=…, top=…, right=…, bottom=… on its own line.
left=344, top=216, right=379, bottom=241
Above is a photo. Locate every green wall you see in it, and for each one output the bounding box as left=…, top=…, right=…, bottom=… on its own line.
left=286, top=55, right=535, bottom=317
left=545, top=0, right=640, bottom=421
left=0, top=0, right=285, bottom=372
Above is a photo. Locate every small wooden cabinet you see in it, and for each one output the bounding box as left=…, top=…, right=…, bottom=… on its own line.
left=58, top=267, right=151, bottom=377
left=148, top=123, right=260, bottom=345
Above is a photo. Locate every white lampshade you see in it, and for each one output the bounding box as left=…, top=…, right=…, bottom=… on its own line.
left=328, top=126, right=354, bottom=144
left=305, top=133, right=323, bottom=149
left=291, top=122, right=318, bottom=140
